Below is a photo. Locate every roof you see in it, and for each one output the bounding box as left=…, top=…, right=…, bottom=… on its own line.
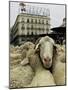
left=51, top=27, right=66, bottom=33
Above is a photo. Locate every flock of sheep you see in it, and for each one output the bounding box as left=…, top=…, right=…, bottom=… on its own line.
left=10, top=36, right=66, bottom=88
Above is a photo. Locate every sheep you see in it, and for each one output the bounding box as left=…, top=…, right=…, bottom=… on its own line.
left=10, top=65, right=34, bottom=88
left=10, top=56, right=35, bottom=88
left=34, top=36, right=56, bottom=69
left=10, top=42, right=35, bottom=88
left=10, top=53, right=22, bottom=69
left=61, top=44, right=65, bottom=63
left=10, top=53, right=22, bottom=60
left=14, top=36, right=56, bottom=87
left=10, top=45, right=23, bottom=69
left=20, top=42, right=35, bottom=60
left=21, top=48, right=56, bottom=87
left=20, top=41, right=35, bottom=51
left=34, top=36, right=66, bottom=85
left=10, top=42, right=35, bottom=69
left=54, top=44, right=65, bottom=63
left=10, top=45, right=21, bottom=54
left=10, top=36, right=65, bottom=88
left=35, top=36, right=65, bottom=85
left=52, top=44, right=66, bottom=85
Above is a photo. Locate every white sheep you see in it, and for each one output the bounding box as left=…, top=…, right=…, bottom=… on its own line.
left=54, top=44, right=65, bottom=63
left=34, top=36, right=56, bottom=69
left=20, top=42, right=35, bottom=51
left=20, top=42, right=35, bottom=60
left=10, top=53, right=22, bottom=69
left=34, top=36, right=66, bottom=85
left=10, top=42, right=35, bottom=88
left=10, top=64, right=34, bottom=88
left=21, top=49, right=56, bottom=87
left=10, top=48, right=22, bottom=69
left=10, top=36, right=65, bottom=88
left=60, top=44, right=65, bottom=63
left=10, top=45, right=21, bottom=54
left=52, top=44, right=66, bottom=85
left=21, top=36, right=56, bottom=69
left=21, top=35, right=57, bottom=87
left=10, top=42, right=35, bottom=68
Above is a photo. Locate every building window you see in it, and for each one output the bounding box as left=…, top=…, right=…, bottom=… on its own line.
left=46, top=20, right=48, bottom=24
left=33, top=26, right=35, bottom=30
left=27, top=27, right=30, bottom=30
left=27, top=31, right=29, bottom=35
left=31, top=32, right=33, bottom=35
left=31, top=19, right=33, bottom=23
left=22, top=18, right=24, bottom=22
left=35, top=31, right=37, bottom=35
left=42, top=28, right=44, bottom=33
left=42, top=20, right=44, bottom=24
left=27, top=19, right=29, bottom=23
left=21, top=24, right=25, bottom=30
left=46, top=28, right=49, bottom=33
left=31, top=25, right=33, bottom=30
left=35, top=19, right=37, bottom=24
left=39, top=20, right=41, bottom=24
left=43, top=29, right=44, bottom=33
left=33, top=19, right=35, bottom=23
left=43, top=28, right=45, bottom=30
left=38, top=27, right=41, bottom=30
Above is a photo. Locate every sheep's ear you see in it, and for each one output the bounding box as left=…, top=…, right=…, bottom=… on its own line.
left=34, top=37, right=41, bottom=52
left=20, top=58, right=29, bottom=66
left=54, top=44, right=60, bottom=50
left=52, top=44, right=57, bottom=59
left=34, top=43, right=40, bottom=53
left=53, top=44, right=58, bottom=55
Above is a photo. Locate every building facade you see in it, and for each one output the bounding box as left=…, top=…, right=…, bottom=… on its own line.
left=10, top=13, right=50, bottom=45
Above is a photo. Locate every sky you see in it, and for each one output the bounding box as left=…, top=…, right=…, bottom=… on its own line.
left=10, top=1, right=65, bottom=28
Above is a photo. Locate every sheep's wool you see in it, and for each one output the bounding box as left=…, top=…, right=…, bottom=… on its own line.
left=10, top=65, right=34, bottom=88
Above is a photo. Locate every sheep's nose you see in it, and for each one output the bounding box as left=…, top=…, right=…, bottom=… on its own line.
left=44, top=58, right=51, bottom=63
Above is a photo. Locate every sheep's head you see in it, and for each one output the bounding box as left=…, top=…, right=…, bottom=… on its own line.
left=54, top=44, right=65, bottom=63
left=35, top=36, right=56, bottom=69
